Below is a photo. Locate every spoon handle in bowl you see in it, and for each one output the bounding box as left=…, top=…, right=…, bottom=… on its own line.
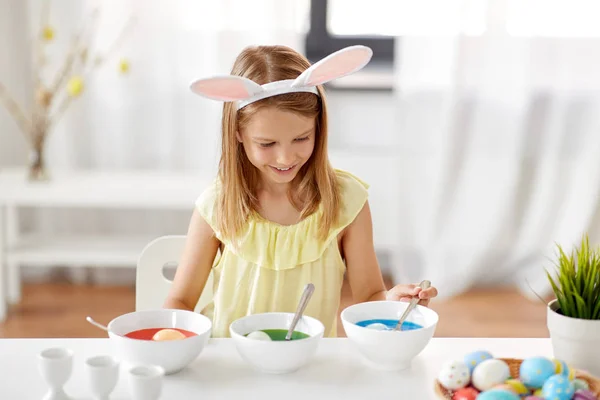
left=285, top=283, right=315, bottom=341
left=393, top=280, right=431, bottom=331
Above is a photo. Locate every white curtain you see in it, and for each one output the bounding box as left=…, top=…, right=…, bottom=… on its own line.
left=392, top=0, right=600, bottom=300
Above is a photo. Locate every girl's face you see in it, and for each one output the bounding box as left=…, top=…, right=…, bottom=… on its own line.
left=237, top=107, right=316, bottom=187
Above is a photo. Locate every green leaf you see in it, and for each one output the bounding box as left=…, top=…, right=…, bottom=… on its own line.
left=573, top=291, right=589, bottom=319
left=544, top=234, right=600, bottom=319
left=592, top=297, right=600, bottom=320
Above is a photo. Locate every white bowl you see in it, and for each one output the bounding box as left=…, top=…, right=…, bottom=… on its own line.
left=229, top=312, right=324, bottom=374
left=341, top=301, right=438, bottom=371
left=107, top=309, right=212, bottom=374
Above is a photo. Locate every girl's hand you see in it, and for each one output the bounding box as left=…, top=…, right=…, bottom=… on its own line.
left=385, top=283, right=438, bottom=307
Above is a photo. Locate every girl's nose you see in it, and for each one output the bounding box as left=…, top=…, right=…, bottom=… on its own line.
left=277, top=150, right=294, bottom=166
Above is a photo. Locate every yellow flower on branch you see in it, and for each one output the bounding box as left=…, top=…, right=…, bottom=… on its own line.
left=67, top=76, right=84, bottom=97
left=119, top=59, right=130, bottom=74
left=42, top=26, right=55, bottom=41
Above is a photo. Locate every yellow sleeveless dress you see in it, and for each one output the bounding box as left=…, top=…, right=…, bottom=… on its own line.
left=195, top=169, right=369, bottom=338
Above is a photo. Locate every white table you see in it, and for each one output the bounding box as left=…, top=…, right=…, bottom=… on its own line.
left=0, top=167, right=213, bottom=321
left=0, top=337, right=553, bottom=400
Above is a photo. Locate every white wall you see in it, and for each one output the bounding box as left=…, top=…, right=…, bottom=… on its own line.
left=0, top=0, right=30, bottom=166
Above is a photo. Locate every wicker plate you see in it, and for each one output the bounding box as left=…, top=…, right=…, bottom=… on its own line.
left=434, top=358, right=600, bottom=399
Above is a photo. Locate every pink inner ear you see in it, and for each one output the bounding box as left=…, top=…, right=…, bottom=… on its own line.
left=194, top=78, right=252, bottom=100
left=305, top=48, right=371, bottom=86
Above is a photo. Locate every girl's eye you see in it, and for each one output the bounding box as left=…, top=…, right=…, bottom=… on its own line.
left=259, top=142, right=275, bottom=148
left=295, top=136, right=309, bottom=142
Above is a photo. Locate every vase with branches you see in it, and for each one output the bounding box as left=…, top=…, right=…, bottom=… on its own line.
left=0, top=1, right=135, bottom=181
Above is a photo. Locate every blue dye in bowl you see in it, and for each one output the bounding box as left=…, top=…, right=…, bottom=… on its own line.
left=355, top=319, right=423, bottom=331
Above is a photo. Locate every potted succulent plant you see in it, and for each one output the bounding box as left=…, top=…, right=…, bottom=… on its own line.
left=546, top=234, right=600, bottom=377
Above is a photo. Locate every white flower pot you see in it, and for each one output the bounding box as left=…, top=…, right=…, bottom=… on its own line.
left=547, top=299, right=600, bottom=377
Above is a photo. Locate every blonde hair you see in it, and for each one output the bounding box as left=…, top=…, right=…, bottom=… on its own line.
left=216, top=45, right=340, bottom=243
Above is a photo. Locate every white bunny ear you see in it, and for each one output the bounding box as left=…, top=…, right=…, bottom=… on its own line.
left=189, top=75, right=264, bottom=101
left=292, top=45, right=373, bottom=88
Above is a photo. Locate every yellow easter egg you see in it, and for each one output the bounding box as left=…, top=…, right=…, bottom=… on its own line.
left=152, top=328, right=186, bottom=341
left=42, top=26, right=55, bottom=41
left=534, top=388, right=543, bottom=396
left=119, top=59, right=130, bottom=74
left=67, top=76, right=84, bottom=97
left=504, top=379, right=529, bottom=395
left=553, top=359, right=575, bottom=380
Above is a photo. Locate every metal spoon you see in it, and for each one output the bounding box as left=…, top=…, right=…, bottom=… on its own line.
left=86, top=316, right=112, bottom=334
left=393, top=280, right=431, bottom=331
left=285, top=283, right=315, bottom=341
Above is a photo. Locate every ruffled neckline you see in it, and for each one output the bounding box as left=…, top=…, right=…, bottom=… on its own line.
left=196, top=169, right=369, bottom=271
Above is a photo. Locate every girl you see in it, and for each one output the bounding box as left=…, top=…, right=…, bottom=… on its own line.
left=163, top=44, right=438, bottom=338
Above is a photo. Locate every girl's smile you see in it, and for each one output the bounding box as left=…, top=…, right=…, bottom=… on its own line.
left=270, top=164, right=297, bottom=174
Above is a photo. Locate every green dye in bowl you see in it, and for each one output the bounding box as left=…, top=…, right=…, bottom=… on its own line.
left=246, top=329, right=310, bottom=341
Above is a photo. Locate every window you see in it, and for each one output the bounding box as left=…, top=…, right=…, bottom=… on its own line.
left=305, top=0, right=394, bottom=69
left=507, top=0, right=600, bottom=37
left=305, top=0, right=487, bottom=89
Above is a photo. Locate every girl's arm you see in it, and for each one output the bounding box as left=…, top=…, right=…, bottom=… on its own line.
left=163, top=209, right=220, bottom=311
left=342, top=201, right=438, bottom=305
left=341, top=201, right=388, bottom=302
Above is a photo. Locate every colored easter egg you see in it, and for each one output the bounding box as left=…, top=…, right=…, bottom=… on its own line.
left=492, top=384, right=517, bottom=394
left=503, top=379, right=529, bottom=395
left=573, top=378, right=590, bottom=391
left=247, top=331, right=272, bottom=341
left=452, top=386, right=479, bottom=400
left=464, top=350, right=493, bottom=373
left=523, top=397, right=543, bottom=400
left=573, top=389, right=597, bottom=400
left=552, top=358, right=575, bottom=380
left=541, top=374, right=575, bottom=400
left=533, top=388, right=543, bottom=396
left=519, top=356, right=555, bottom=389
left=152, top=328, right=186, bottom=341
left=438, top=360, right=471, bottom=390
left=472, top=359, right=511, bottom=391
left=366, top=323, right=388, bottom=330
left=475, top=389, right=520, bottom=400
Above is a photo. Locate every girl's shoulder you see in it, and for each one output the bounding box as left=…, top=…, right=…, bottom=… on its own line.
left=334, top=168, right=369, bottom=198
left=331, top=168, right=370, bottom=229
left=195, top=178, right=220, bottom=232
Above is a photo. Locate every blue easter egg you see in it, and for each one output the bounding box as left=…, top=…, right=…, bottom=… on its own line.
left=541, top=374, right=575, bottom=400
left=464, top=350, right=493, bottom=373
left=476, top=389, right=520, bottom=400
left=519, top=356, right=555, bottom=389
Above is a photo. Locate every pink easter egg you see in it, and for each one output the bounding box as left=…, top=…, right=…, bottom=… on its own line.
left=573, top=389, right=597, bottom=400
left=452, top=386, right=479, bottom=400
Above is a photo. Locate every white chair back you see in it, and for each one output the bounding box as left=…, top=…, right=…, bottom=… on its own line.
left=136, top=235, right=214, bottom=313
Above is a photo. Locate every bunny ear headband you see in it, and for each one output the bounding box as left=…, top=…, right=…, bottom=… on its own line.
left=189, top=45, right=373, bottom=110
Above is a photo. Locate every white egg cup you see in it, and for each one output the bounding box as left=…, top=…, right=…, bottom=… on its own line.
left=127, top=364, right=165, bottom=400
left=38, top=347, right=74, bottom=400
left=85, top=355, right=120, bottom=400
